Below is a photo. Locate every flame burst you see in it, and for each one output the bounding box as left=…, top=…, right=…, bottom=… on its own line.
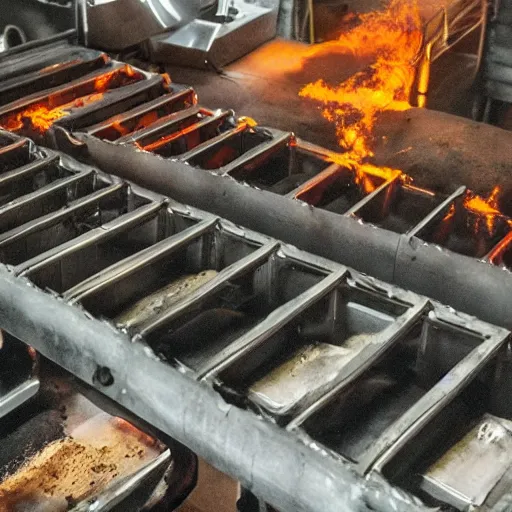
left=2, top=94, right=105, bottom=134
left=1, top=65, right=140, bottom=135
left=2, top=104, right=69, bottom=134
left=464, top=186, right=503, bottom=235
left=299, top=0, right=423, bottom=189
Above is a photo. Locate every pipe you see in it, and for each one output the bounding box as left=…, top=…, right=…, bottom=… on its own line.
left=69, top=132, right=399, bottom=282
left=416, top=43, right=431, bottom=108
left=68, top=133, right=512, bottom=332
left=0, top=265, right=431, bottom=512
left=307, top=0, right=315, bottom=43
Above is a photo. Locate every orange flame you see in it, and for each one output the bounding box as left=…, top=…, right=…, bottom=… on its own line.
left=464, top=186, right=503, bottom=235
left=2, top=93, right=105, bottom=135
left=299, top=0, right=422, bottom=189
left=0, top=65, right=143, bottom=135
left=2, top=104, right=69, bottom=133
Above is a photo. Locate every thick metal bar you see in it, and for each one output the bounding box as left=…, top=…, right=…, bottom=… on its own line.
left=141, top=110, right=234, bottom=156
left=285, top=297, right=430, bottom=429
left=131, top=106, right=222, bottom=146
left=0, top=137, right=32, bottom=165
left=86, top=88, right=197, bottom=140
left=0, top=63, right=121, bottom=118
left=75, top=134, right=399, bottom=284
left=486, top=230, right=512, bottom=264
left=0, top=29, right=78, bottom=62
left=199, top=269, right=347, bottom=378
left=54, top=76, right=167, bottom=132
left=394, top=235, right=512, bottom=328
left=366, top=320, right=508, bottom=474
left=126, top=105, right=206, bottom=145
left=0, top=53, right=109, bottom=107
left=222, top=131, right=294, bottom=175
left=137, top=241, right=280, bottom=338
left=0, top=154, right=59, bottom=187
left=0, top=378, right=40, bottom=419
left=0, top=265, right=430, bottom=512
left=71, top=135, right=512, bottom=331
left=344, top=177, right=400, bottom=218
left=0, top=183, right=125, bottom=248
left=15, top=201, right=164, bottom=277
left=0, top=45, right=105, bottom=87
left=291, top=163, right=342, bottom=199
left=179, top=123, right=247, bottom=162
left=406, top=185, right=466, bottom=238
left=64, top=217, right=218, bottom=302
left=0, top=169, right=95, bottom=232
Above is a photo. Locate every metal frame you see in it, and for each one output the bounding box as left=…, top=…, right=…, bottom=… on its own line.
left=0, top=131, right=509, bottom=511
left=413, top=0, right=489, bottom=107
left=4, top=43, right=509, bottom=332
left=70, top=131, right=512, bottom=333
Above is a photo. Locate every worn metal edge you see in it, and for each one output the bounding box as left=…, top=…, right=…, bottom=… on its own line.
left=0, top=264, right=432, bottom=512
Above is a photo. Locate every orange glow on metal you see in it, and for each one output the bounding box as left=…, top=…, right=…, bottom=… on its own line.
left=487, top=230, right=512, bottom=264
left=1, top=91, right=106, bottom=134
left=299, top=0, right=422, bottom=189
left=205, top=145, right=238, bottom=169
left=142, top=121, right=202, bottom=152
left=161, top=73, right=172, bottom=86
left=0, top=65, right=146, bottom=135
left=405, top=183, right=436, bottom=196
left=27, top=346, right=37, bottom=361
left=114, top=417, right=158, bottom=447
left=110, top=119, right=130, bottom=137
left=111, top=111, right=161, bottom=139
left=238, top=116, right=258, bottom=128
left=38, top=59, right=82, bottom=74
left=464, top=186, right=503, bottom=235
left=432, top=203, right=456, bottom=243
left=134, top=112, right=159, bottom=132
left=93, top=65, right=138, bottom=92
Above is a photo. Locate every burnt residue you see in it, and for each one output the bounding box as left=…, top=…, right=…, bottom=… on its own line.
left=0, top=409, right=64, bottom=479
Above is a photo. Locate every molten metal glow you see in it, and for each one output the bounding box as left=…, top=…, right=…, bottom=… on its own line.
left=465, top=186, right=501, bottom=215
left=1, top=104, right=68, bottom=133
left=114, top=417, right=158, bottom=448
left=1, top=65, right=142, bottom=135
left=111, top=111, right=160, bottom=139
left=464, top=186, right=503, bottom=235
left=299, top=0, right=423, bottom=188
left=2, top=93, right=105, bottom=134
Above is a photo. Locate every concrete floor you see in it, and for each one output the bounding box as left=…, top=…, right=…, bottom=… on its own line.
left=177, top=460, right=239, bottom=512
left=164, top=36, right=482, bottom=152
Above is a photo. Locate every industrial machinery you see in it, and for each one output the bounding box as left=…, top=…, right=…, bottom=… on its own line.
left=0, top=2, right=512, bottom=512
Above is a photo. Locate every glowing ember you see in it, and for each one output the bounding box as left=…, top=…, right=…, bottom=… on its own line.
left=464, top=186, right=503, bottom=235
left=2, top=104, right=69, bottom=134
left=0, top=65, right=143, bottom=135
left=465, top=187, right=501, bottom=216
left=93, top=65, right=137, bottom=91
left=1, top=93, right=105, bottom=135
left=299, top=0, right=423, bottom=187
